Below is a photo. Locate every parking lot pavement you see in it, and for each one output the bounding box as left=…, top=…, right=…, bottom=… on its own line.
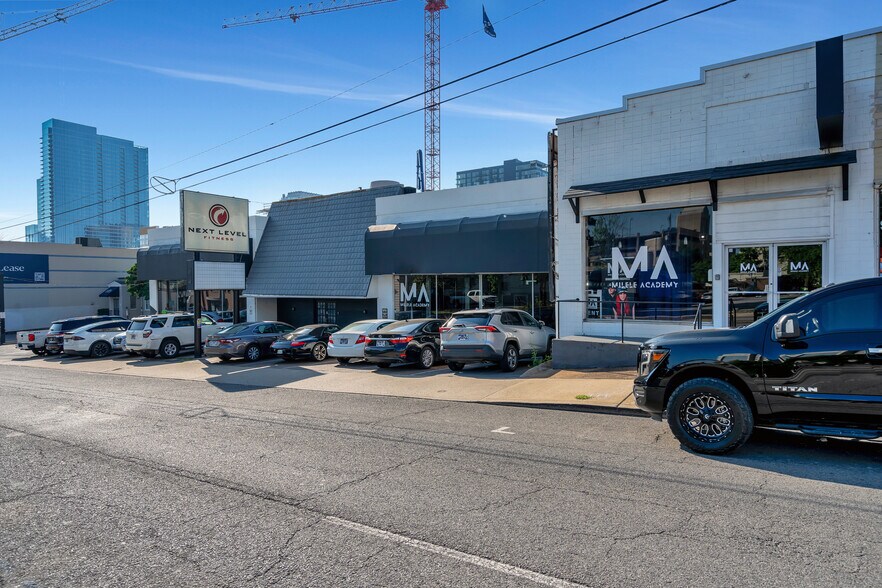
left=0, top=345, right=637, bottom=410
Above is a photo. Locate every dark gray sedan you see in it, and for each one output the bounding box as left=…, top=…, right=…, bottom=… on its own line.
left=205, top=321, right=296, bottom=362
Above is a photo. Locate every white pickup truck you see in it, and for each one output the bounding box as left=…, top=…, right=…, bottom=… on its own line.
left=16, top=329, right=49, bottom=355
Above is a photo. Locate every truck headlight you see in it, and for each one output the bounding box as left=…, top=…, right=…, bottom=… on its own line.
left=638, top=348, right=668, bottom=376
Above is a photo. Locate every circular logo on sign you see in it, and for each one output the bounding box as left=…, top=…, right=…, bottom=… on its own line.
left=209, top=204, right=229, bottom=227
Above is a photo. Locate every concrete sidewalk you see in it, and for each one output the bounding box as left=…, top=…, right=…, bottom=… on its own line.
left=0, top=345, right=638, bottom=411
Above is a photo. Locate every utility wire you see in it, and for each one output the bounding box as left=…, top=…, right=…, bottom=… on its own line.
left=7, top=0, right=737, bottom=242
left=1, top=0, right=549, bottom=232
left=173, top=0, right=672, bottom=182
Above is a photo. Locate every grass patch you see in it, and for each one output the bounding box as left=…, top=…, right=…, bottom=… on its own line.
left=575, top=394, right=593, bottom=400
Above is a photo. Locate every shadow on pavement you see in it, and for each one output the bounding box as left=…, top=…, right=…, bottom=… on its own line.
left=700, top=427, right=882, bottom=490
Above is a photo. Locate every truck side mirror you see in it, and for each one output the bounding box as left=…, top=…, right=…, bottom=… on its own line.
left=774, top=314, right=800, bottom=340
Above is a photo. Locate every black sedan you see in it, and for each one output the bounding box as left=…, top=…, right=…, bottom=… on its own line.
left=271, top=323, right=338, bottom=362
left=363, top=319, right=444, bottom=369
left=205, top=321, right=297, bottom=362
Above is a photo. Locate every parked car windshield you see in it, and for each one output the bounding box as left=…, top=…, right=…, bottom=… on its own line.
left=445, top=313, right=491, bottom=327
left=338, top=321, right=375, bottom=333
left=128, top=320, right=148, bottom=331
left=217, top=324, right=252, bottom=336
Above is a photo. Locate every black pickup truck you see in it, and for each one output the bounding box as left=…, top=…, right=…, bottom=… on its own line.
left=633, top=277, right=882, bottom=454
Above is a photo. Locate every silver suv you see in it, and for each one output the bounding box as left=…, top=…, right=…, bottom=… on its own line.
left=440, top=309, right=555, bottom=372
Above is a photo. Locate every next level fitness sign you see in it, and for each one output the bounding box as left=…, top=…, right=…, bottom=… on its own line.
left=181, top=190, right=250, bottom=254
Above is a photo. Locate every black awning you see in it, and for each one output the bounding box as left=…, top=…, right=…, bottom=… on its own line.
left=98, top=286, right=120, bottom=298
left=564, top=151, right=857, bottom=202
left=365, top=211, right=548, bottom=275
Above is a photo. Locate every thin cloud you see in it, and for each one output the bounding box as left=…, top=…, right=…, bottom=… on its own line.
left=103, top=59, right=557, bottom=126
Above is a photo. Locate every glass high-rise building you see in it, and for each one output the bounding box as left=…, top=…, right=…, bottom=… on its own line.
left=29, top=119, right=149, bottom=248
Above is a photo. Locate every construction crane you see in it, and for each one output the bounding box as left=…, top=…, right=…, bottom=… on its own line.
left=224, top=0, right=448, bottom=191
left=223, top=0, right=398, bottom=28
left=0, top=0, right=116, bottom=42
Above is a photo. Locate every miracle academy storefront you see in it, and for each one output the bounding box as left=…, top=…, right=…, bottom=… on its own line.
left=585, top=205, right=712, bottom=326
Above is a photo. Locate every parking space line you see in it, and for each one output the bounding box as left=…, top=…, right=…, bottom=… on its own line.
left=325, top=516, right=586, bottom=587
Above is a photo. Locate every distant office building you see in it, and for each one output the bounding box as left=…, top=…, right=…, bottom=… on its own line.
left=28, top=119, right=149, bottom=248
left=456, top=158, right=548, bottom=188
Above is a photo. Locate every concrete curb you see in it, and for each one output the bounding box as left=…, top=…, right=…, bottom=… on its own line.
left=476, top=401, right=649, bottom=418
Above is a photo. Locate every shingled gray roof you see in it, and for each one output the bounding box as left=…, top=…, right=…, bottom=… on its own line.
left=245, top=184, right=405, bottom=298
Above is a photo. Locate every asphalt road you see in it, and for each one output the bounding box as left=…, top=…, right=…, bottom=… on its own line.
left=1, top=363, right=880, bottom=587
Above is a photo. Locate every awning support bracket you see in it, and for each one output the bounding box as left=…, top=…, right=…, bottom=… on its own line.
left=841, top=164, right=849, bottom=201
left=638, top=189, right=646, bottom=204
left=568, top=197, right=579, bottom=223
left=708, top=180, right=718, bottom=211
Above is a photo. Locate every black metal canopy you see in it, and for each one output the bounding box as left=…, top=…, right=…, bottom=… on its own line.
left=563, top=151, right=857, bottom=221
left=365, top=211, right=548, bottom=275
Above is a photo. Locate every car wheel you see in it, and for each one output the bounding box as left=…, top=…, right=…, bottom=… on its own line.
left=500, top=343, right=518, bottom=372
left=666, top=378, right=754, bottom=455
left=447, top=361, right=464, bottom=372
left=159, top=338, right=180, bottom=359
left=419, top=346, right=436, bottom=369
left=336, top=358, right=351, bottom=365
left=311, top=342, right=328, bottom=362
left=244, top=344, right=262, bottom=362
left=90, top=341, right=112, bottom=358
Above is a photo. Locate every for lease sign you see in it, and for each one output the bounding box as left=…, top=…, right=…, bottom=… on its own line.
left=181, top=190, right=250, bottom=254
left=0, top=253, right=49, bottom=284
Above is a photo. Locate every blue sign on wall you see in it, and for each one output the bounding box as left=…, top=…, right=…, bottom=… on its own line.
left=0, top=253, right=50, bottom=284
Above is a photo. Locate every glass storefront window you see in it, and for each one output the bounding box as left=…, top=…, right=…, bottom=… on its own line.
left=585, top=206, right=712, bottom=322
left=394, top=273, right=551, bottom=322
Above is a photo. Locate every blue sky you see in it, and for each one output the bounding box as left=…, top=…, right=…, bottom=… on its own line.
left=1, top=0, right=879, bottom=239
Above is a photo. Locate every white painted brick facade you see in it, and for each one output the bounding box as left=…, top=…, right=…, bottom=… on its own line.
left=555, top=29, right=882, bottom=339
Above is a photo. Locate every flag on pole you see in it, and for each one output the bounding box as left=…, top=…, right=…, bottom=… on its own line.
left=482, top=5, right=496, bottom=38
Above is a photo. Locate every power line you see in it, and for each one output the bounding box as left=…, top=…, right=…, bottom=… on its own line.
left=7, top=0, right=738, bottom=242
left=172, top=0, right=673, bottom=184
left=1, top=0, right=549, bottom=233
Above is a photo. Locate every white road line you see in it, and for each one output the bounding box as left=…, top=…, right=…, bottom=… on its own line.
left=325, top=516, right=587, bottom=588
left=226, top=365, right=271, bottom=375
left=492, top=426, right=515, bottom=434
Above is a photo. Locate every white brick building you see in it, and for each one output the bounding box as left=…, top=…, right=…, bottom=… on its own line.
left=554, top=28, right=882, bottom=340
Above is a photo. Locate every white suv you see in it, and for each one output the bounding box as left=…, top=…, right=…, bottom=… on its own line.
left=125, top=314, right=224, bottom=359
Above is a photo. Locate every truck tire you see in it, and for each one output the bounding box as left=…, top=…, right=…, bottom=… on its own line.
left=666, top=378, right=753, bottom=454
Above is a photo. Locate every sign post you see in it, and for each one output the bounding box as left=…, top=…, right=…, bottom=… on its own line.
left=180, top=190, right=250, bottom=358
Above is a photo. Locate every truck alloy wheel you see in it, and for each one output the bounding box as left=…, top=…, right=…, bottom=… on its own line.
left=160, top=339, right=180, bottom=359
left=666, top=378, right=753, bottom=454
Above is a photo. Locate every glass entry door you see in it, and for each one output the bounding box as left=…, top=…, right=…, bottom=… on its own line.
left=727, top=244, right=823, bottom=327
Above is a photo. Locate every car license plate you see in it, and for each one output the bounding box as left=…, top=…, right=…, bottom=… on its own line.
left=376, top=340, right=388, bottom=347
left=339, top=338, right=348, bottom=345
left=276, top=349, right=284, bottom=355
left=457, top=333, right=469, bottom=341
left=207, top=340, right=219, bottom=347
